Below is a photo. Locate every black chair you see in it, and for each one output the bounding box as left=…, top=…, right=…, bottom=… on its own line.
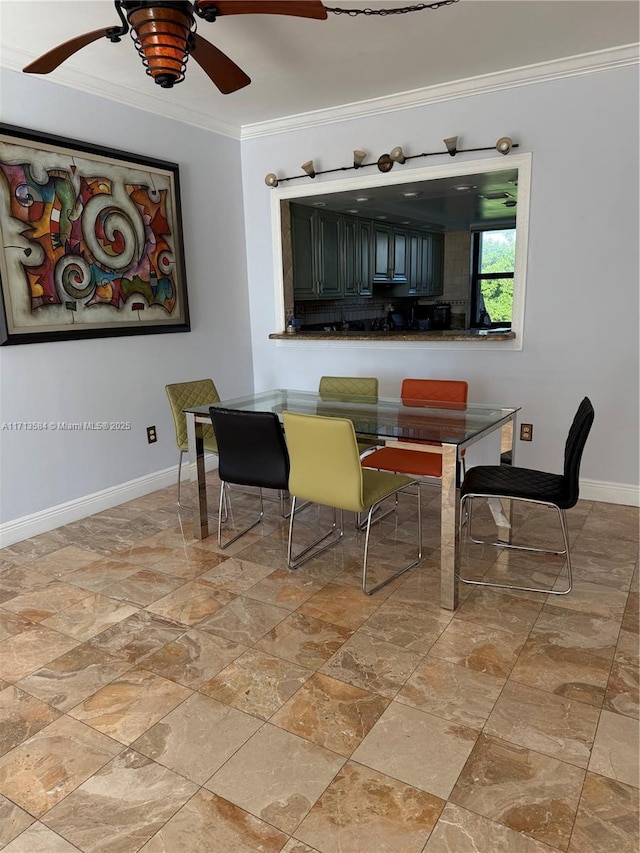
left=209, top=407, right=291, bottom=549
left=459, top=396, right=595, bottom=595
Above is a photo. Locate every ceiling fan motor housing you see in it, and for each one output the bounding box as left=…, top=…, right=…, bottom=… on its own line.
left=124, top=1, right=196, bottom=88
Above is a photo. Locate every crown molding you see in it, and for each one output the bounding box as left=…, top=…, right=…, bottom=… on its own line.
left=241, top=43, right=640, bottom=139
left=1, top=42, right=637, bottom=142
left=0, top=44, right=242, bottom=139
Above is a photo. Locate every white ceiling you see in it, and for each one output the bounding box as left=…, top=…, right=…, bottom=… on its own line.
left=0, top=1, right=638, bottom=137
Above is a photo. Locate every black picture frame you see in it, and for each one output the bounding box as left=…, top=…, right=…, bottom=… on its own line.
left=0, top=123, right=190, bottom=345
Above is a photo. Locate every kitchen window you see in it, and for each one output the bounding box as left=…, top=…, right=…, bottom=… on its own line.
left=470, top=228, right=515, bottom=328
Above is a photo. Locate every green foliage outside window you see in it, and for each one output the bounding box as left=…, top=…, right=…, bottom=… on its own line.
left=479, top=230, right=515, bottom=323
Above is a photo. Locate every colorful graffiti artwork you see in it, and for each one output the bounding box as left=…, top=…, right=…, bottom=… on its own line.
left=0, top=125, right=189, bottom=345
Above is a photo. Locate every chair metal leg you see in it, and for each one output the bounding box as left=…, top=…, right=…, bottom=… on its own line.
left=177, top=450, right=228, bottom=521
left=362, top=484, right=422, bottom=595
left=288, top=500, right=343, bottom=570
left=458, top=494, right=573, bottom=595
left=217, top=481, right=265, bottom=549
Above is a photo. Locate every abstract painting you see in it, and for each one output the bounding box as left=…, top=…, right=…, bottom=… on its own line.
left=0, top=124, right=189, bottom=345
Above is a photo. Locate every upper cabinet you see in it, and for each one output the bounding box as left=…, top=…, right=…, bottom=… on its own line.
left=290, top=203, right=442, bottom=301
left=372, top=225, right=408, bottom=283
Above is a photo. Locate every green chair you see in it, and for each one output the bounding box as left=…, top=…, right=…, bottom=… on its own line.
left=283, top=411, right=422, bottom=595
left=165, top=379, right=220, bottom=510
left=318, top=375, right=380, bottom=455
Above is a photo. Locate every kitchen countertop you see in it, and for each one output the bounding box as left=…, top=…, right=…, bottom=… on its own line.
left=269, top=329, right=516, bottom=342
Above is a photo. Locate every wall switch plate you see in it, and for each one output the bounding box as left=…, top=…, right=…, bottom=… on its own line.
left=520, top=423, right=533, bottom=441
left=146, top=426, right=157, bottom=444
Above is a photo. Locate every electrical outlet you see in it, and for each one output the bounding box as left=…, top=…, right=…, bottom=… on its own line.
left=520, top=423, right=533, bottom=442
left=146, top=425, right=157, bottom=444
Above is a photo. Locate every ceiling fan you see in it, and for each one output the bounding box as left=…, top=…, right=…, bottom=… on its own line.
left=22, top=1, right=328, bottom=94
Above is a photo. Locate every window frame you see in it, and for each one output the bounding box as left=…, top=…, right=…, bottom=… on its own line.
left=470, top=227, right=516, bottom=330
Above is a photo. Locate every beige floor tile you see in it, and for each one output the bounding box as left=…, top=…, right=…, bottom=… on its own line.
left=272, top=672, right=388, bottom=756
left=16, top=643, right=133, bottom=711
left=132, top=692, right=262, bottom=784
left=0, top=625, right=79, bottom=682
left=255, top=611, right=352, bottom=670
left=0, top=715, right=121, bottom=816
left=450, top=734, right=586, bottom=851
left=352, top=701, right=479, bottom=799
left=546, top=579, right=629, bottom=620
left=200, top=647, right=312, bottom=719
left=138, top=789, right=288, bottom=852
left=62, top=558, right=142, bottom=593
left=42, top=748, right=198, bottom=853
left=424, top=802, right=558, bottom=852
left=0, top=793, right=35, bottom=847
left=243, top=568, right=325, bottom=610
left=2, top=581, right=90, bottom=622
left=141, top=548, right=227, bottom=581
left=0, top=684, right=61, bottom=756
left=359, top=600, right=452, bottom=652
left=2, top=822, right=80, bottom=852
left=0, top=610, right=34, bottom=642
left=397, top=656, right=505, bottom=728
left=510, top=607, right=619, bottom=707
left=142, top=627, right=247, bottom=689
left=199, top=555, right=274, bottom=592
left=281, top=840, right=320, bottom=853
left=69, top=665, right=191, bottom=744
left=429, top=619, right=526, bottom=678
left=484, top=681, right=600, bottom=767
left=320, top=631, right=423, bottom=698
left=588, top=709, right=640, bottom=787
left=454, top=587, right=544, bottom=633
left=298, top=583, right=380, bottom=631
left=568, top=771, right=640, bottom=853
left=41, top=593, right=139, bottom=641
left=145, top=578, right=235, bottom=625
left=603, top=659, right=639, bottom=718
left=196, top=595, right=290, bottom=645
left=296, top=761, right=444, bottom=853
left=205, top=724, right=345, bottom=834
left=29, top=545, right=103, bottom=578
left=88, top=611, right=185, bottom=664
left=100, top=569, right=185, bottom=607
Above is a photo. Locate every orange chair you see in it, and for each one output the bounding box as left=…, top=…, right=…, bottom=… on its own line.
left=362, top=378, right=468, bottom=480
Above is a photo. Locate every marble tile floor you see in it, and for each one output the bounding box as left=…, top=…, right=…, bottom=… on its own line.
left=0, top=475, right=638, bottom=852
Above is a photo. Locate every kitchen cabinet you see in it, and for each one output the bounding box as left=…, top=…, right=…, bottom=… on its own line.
left=422, top=232, right=444, bottom=296
left=291, top=206, right=342, bottom=299
left=291, top=203, right=440, bottom=301
left=372, top=225, right=408, bottom=283
left=344, top=217, right=372, bottom=296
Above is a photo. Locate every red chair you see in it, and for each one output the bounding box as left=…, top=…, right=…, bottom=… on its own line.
left=362, top=378, right=468, bottom=480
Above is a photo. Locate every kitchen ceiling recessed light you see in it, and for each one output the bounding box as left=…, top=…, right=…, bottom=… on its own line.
left=401, top=220, right=411, bottom=225
left=375, top=215, right=388, bottom=220
left=402, top=191, right=420, bottom=197
left=355, top=196, right=371, bottom=203
left=346, top=209, right=359, bottom=214
left=313, top=202, right=326, bottom=207
left=482, top=191, right=510, bottom=200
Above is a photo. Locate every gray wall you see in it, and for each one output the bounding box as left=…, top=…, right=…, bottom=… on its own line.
left=240, top=66, right=639, bottom=501
left=0, top=69, right=254, bottom=524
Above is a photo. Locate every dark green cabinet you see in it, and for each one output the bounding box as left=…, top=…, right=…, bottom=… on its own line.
left=372, top=225, right=408, bottom=283
left=344, top=217, right=372, bottom=296
left=291, top=203, right=441, bottom=301
left=291, top=206, right=342, bottom=299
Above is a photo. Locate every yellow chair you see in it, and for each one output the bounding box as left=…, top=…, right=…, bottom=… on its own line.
left=318, top=376, right=380, bottom=454
left=283, top=411, right=422, bottom=595
left=165, top=379, right=220, bottom=510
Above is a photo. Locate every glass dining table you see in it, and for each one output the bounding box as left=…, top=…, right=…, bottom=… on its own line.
left=185, top=389, right=519, bottom=610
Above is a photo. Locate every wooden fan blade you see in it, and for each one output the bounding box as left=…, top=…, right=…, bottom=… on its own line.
left=190, top=33, right=251, bottom=94
left=197, top=1, right=328, bottom=20
left=23, top=28, right=112, bottom=74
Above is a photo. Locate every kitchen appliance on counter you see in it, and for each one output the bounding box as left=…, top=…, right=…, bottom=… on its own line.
left=412, top=302, right=451, bottom=331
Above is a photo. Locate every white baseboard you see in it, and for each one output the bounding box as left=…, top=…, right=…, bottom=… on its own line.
left=0, top=470, right=636, bottom=548
left=0, top=458, right=219, bottom=548
left=579, top=478, right=640, bottom=507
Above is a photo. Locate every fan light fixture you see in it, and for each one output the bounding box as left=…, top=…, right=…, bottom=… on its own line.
left=264, top=135, right=519, bottom=187
left=23, top=1, right=459, bottom=92
left=128, top=3, right=193, bottom=88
